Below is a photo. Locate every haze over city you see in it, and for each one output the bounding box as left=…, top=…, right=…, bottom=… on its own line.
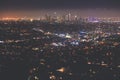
left=0, top=9, right=120, bottom=18
left=0, top=0, right=120, bottom=17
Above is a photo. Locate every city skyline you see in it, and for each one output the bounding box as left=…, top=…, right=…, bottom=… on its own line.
left=1, top=9, right=120, bottom=18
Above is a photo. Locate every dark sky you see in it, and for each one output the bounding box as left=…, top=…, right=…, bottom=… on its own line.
left=0, top=0, right=120, bottom=17
left=0, top=0, right=120, bottom=10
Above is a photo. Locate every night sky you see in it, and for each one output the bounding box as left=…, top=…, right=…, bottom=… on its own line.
left=0, top=0, right=120, bottom=17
